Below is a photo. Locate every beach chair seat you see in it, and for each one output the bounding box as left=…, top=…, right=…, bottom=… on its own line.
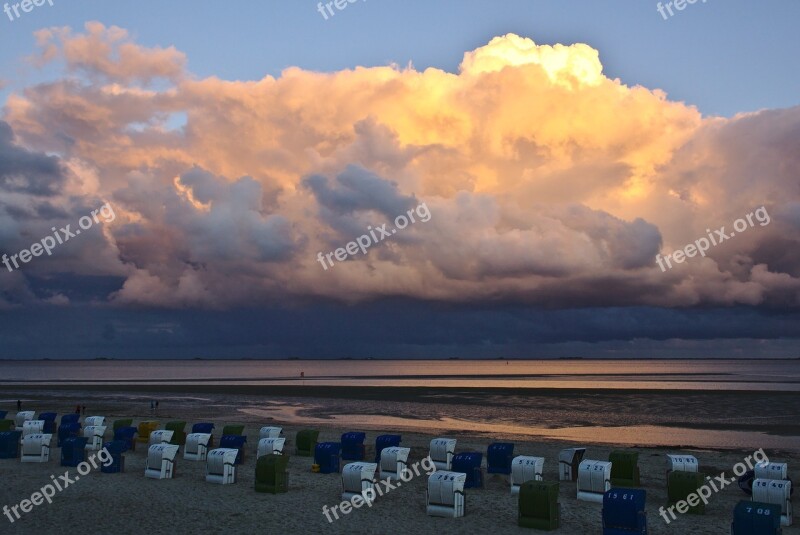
left=257, top=437, right=286, bottom=458
left=518, top=481, right=560, bottom=530
left=756, top=462, right=789, bottom=481
left=165, top=421, right=187, bottom=446
left=666, top=454, right=698, bottom=476
left=427, top=471, right=466, bottom=518
left=487, top=442, right=514, bottom=475
left=0, top=420, right=14, bottom=432
left=602, top=488, right=647, bottom=534
left=609, top=451, right=640, bottom=487
left=511, top=456, right=545, bottom=494
left=145, top=444, right=179, bottom=479
left=100, top=440, right=127, bottom=473
left=430, top=438, right=457, bottom=471
left=136, top=421, right=159, bottom=443
left=83, top=416, right=105, bottom=427
left=60, top=414, right=80, bottom=425
left=191, top=423, right=215, bottom=448
left=259, top=426, right=282, bottom=439
left=559, top=447, right=587, bottom=481
left=296, top=429, right=319, bottom=457
left=206, top=448, right=238, bottom=484
left=14, top=411, right=35, bottom=430
left=452, top=452, right=483, bottom=488
left=255, top=453, right=289, bottom=493
left=148, top=430, right=174, bottom=447
left=668, top=471, right=705, bottom=514
left=577, top=460, right=612, bottom=503
left=57, top=422, right=81, bottom=447
left=731, top=500, right=783, bottom=534
left=219, top=435, right=247, bottom=465
left=184, top=433, right=213, bottom=461
left=22, top=420, right=45, bottom=440
left=221, top=424, right=244, bottom=436
left=342, top=462, right=377, bottom=502
left=375, top=434, right=401, bottom=463
left=113, top=426, right=138, bottom=452
left=341, top=432, right=366, bottom=461
left=753, top=479, right=793, bottom=526
left=112, top=418, right=133, bottom=432
left=21, top=433, right=52, bottom=463
left=0, top=431, right=21, bottom=459
left=39, top=413, right=57, bottom=434
left=60, top=437, right=89, bottom=466
left=83, top=425, right=106, bottom=451
left=379, top=446, right=411, bottom=482
left=314, top=442, right=341, bottom=474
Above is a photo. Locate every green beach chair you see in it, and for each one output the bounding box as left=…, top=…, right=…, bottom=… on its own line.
left=609, top=451, right=640, bottom=487
left=295, top=429, right=319, bottom=457
left=668, top=471, right=706, bottom=514
left=255, top=454, right=290, bottom=494
left=0, top=420, right=14, bottom=432
left=113, top=418, right=133, bottom=431
left=165, top=421, right=187, bottom=445
left=222, top=424, right=245, bottom=436
left=519, top=481, right=560, bottom=530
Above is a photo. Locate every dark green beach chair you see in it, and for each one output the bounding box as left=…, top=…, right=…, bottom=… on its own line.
left=0, top=420, right=13, bottom=432
left=609, top=451, right=640, bottom=487
left=295, top=429, right=319, bottom=457
left=165, top=421, right=187, bottom=445
left=113, top=418, right=133, bottom=431
left=222, top=424, right=245, bottom=436
left=519, top=481, right=560, bottom=530
left=255, top=454, right=290, bottom=494
left=668, top=471, right=706, bottom=514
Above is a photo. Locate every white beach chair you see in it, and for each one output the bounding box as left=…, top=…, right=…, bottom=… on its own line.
left=379, top=446, right=411, bottom=482
left=559, top=447, right=587, bottom=481
left=342, top=462, right=378, bottom=503
left=511, top=456, right=544, bottom=494
left=149, top=430, right=174, bottom=446
left=666, top=454, right=698, bottom=474
left=206, top=448, right=238, bottom=484
left=257, top=437, right=286, bottom=458
left=21, top=434, right=52, bottom=463
left=429, top=438, right=457, bottom=471
left=755, top=462, right=788, bottom=481
left=83, top=416, right=105, bottom=427
left=427, top=471, right=466, bottom=518
left=184, top=433, right=212, bottom=461
left=753, top=479, right=793, bottom=527
left=577, top=460, right=612, bottom=503
left=83, top=425, right=107, bottom=451
left=21, top=420, right=45, bottom=441
left=259, top=426, right=283, bottom=440
left=14, top=411, right=35, bottom=431
left=145, top=444, right=179, bottom=479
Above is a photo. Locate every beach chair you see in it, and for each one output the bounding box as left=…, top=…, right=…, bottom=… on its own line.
left=602, top=488, right=647, bottom=534
left=0, top=411, right=5, bottom=419
left=60, top=437, right=89, bottom=466
left=665, top=454, right=698, bottom=476
left=756, top=462, right=789, bottom=481
left=296, top=429, right=319, bottom=457
left=452, top=452, right=483, bottom=488
left=255, top=453, right=289, bottom=494
left=84, top=416, right=105, bottom=427
left=342, top=462, right=377, bottom=503
left=0, top=420, right=13, bottom=432
left=206, top=448, right=238, bottom=484
left=511, top=456, right=545, bottom=494
left=0, top=431, right=21, bottom=459
left=185, top=433, right=213, bottom=461
left=100, top=440, right=126, bottom=473
left=192, top=423, right=215, bottom=448
left=667, top=471, right=705, bottom=514
left=21, top=433, right=52, bottom=463
left=518, top=481, right=560, bottom=530
left=61, top=414, right=80, bottom=425
left=113, top=427, right=138, bottom=452
left=314, top=442, right=341, bottom=474
left=427, top=471, right=466, bottom=518
left=577, top=460, right=612, bottom=503
left=753, top=479, right=793, bottom=526
left=259, top=426, right=282, bottom=439
left=136, top=421, right=159, bottom=443
left=559, top=447, right=587, bottom=481
left=83, top=425, right=107, bottom=451
left=257, top=437, right=286, bottom=458
left=145, top=444, right=179, bottom=479
left=430, top=438, right=457, bottom=471
left=609, top=451, right=640, bottom=487
left=39, top=413, right=57, bottom=434
left=57, top=422, right=81, bottom=447
left=219, top=435, right=247, bottom=465
left=379, top=446, right=411, bottom=482
left=22, top=420, right=45, bottom=439
left=731, top=500, right=783, bottom=534
left=112, top=418, right=133, bottom=432
left=375, top=434, right=401, bottom=463
left=165, top=421, right=187, bottom=446
left=341, top=432, right=366, bottom=461
left=149, top=430, right=174, bottom=446
left=487, top=442, right=514, bottom=475
left=221, top=424, right=245, bottom=436
left=14, top=411, right=35, bottom=430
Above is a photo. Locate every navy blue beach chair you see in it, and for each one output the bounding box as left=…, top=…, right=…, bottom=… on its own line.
left=602, top=488, right=647, bottom=534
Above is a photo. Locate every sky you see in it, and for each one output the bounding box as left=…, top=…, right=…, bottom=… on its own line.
left=0, top=1, right=798, bottom=359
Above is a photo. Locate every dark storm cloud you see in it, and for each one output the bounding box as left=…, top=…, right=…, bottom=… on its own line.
left=0, top=121, right=65, bottom=196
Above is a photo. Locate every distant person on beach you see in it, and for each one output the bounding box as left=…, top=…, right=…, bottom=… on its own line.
left=155, top=400, right=159, bottom=411
left=75, top=404, right=80, bottom=414
left=81, top=405, right=86, bottom=415
left=150, top=401, right=154, bottom=412
left=16, top=400, right=21, bottom=411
